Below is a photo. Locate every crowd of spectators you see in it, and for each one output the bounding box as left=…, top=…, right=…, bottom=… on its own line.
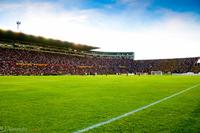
left=0, top=47, right=133, bottom=75
left=132, top=58, right=200, bottom=74
left=0, top=47, right=199, bottom=75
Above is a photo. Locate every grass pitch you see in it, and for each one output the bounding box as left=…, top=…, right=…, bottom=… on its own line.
left=0, top=75, right=200, bottom=133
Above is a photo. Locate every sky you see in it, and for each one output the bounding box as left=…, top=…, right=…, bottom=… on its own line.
left=0, top=0, right=200, bottom=59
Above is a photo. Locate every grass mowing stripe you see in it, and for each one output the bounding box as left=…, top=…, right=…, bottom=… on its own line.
left=73, top=83, right=200, bottom=133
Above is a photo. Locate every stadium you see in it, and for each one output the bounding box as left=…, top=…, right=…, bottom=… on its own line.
left=0, top=28, right=200, bottom=132
left=0, top=29, right=199, bottom=76
left=0, top=0, right=200, bottom=133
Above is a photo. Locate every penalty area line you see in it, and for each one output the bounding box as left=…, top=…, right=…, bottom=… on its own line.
left=73, top=83, right=200, bottom=133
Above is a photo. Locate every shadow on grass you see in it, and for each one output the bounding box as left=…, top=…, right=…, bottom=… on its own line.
left=172, top=102, right=200, bottom=133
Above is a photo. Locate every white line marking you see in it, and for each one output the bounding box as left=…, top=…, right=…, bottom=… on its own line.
left=73, top=84, right=200, bottom=133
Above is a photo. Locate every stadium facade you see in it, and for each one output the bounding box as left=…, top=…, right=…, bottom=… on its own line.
left=0, top=29, right=199, bottom=75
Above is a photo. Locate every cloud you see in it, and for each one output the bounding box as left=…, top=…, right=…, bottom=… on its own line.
left=0, top=1, right=199, bottom=59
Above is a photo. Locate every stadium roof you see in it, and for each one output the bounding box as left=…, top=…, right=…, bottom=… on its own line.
left=0, top=29, right=99, bottom=51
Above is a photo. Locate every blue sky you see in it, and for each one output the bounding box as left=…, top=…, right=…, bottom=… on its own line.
left=0, top=0, right=200, bottom=59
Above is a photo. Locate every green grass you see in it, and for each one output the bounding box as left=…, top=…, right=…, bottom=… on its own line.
left=0, top=75, right=200, bottom=133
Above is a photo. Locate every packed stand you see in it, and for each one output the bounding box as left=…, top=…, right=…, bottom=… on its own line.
left=0, top=47, right=133, bottom=75
left=132, top=58, right=200, bottom=74
left=0, top=47, right=199, bottom=75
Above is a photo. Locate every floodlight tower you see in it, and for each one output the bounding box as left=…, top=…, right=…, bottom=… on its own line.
left=16, top=21, right=21, bottom=31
